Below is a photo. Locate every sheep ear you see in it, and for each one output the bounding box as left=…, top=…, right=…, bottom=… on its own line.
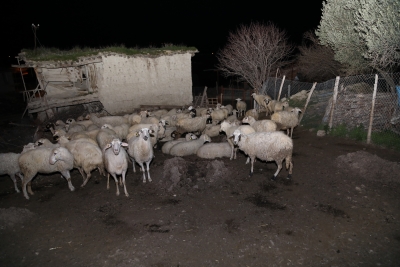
left=121, top=142, right=129, bottom=147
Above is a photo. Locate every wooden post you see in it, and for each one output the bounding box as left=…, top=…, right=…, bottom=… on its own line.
left=298, top=82, right=317, bottom=125
left=367, top=74, right=378, bottom=144
left=277, top=75, right=285, bottom=101
left=329, top=76, right=340, bottom=129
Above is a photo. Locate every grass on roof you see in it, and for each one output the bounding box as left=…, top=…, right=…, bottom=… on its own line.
left=21, top=44, right=198, bottom=62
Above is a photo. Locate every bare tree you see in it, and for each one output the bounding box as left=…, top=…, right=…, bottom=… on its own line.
left=217, top=22, right=293, bottom=93
left=297, top=31, right=344, bottom=82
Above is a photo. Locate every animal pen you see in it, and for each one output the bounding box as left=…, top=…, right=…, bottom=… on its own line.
left=13, top=48, right=197, bottom=121
left=259, top=73, right=400, bottom=148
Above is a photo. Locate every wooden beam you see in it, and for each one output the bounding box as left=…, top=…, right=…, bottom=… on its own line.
left=27, top=93, right=99, bottom=113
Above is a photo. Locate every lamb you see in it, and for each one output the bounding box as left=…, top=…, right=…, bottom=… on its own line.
left=231, top=130, right=293, bottom=180
left=219, top=120, right=255, bottom=160
left=169, top=134, right=211, bottom=157
left=103, top=138, right=130, bottom=196
left=101, top=123, right=130, bottom=141
left=58, top=137, right=105, bottom=187
left=124, top=113, right=142, bottom=125
left=175, top=114, right=210, bottom=134
left=196, top=141, right=232, bottom=159
left=251, top=93, right=272, bottom=112
left=271, top=107, right=302, bottom=138
left=127, top=128, right=154, bottom=183
left=19, top=147, right=75, bottom=199
left=245, top=108, right=259, bottom=121
left=236, top=98, right=247, bottom=117
left=242, top=116, right=278, bottom=133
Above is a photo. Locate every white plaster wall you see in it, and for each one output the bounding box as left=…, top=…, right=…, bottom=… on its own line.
left=97, top=53, right=193, bottom=114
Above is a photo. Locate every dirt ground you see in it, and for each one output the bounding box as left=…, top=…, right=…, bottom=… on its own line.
left=1, top=92, right=400, bottom=267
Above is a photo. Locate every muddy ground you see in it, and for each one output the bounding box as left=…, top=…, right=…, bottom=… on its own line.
left=1, top=91, right=400, bottom=267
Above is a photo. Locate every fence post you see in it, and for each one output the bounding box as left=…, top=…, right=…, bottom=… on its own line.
left=329, top=76, right=340, bottom=129
left=298, top=82, right=317, bottom=125
left=367, top=74, right=378, bottom=144
left=277, top=75, right=286, bottom=101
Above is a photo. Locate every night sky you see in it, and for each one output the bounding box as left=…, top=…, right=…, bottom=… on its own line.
left=2, top=0, right=323, bottom=84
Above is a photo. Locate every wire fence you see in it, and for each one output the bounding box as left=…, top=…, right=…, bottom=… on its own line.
left=259, top=72, right=400, bottom=150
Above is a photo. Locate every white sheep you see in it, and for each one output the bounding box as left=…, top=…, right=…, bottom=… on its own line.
left=0, top=143, right=37, bottom=193
left=96, top=127, right=119, bottom=150
left=271, top=107, right=302, bottom=138
left=245, top=108, right=259, bottom=121
left=231, top=130, right=293, bottom=180
left=89, top=113, right=129, bottom=127
left=236, top=98, right=247, bottom=117
left=251, top=93, right=272, bottom=112
left=169, top=134, right=211, bottom=157
left=202, top=124, right=221, bottom=138
left=59, top=138, right=105, bottom=187
left=161, top=134, right=198, bottom=154
left=176, top=114, right=210, bottom=134
left=127, top=128, right=154, bottom=183
left=274, top=100, right=290, bottom=113
left=103, top=138, right=130, bottom=196
left=127, top=122, right=164, bottom=148
left=209, top=108, right=227, bottom=124
left=19, top=147, right=75, bottom=200
left=196, top=141, right=232, bottom=159
left=242, top=116, right=278, bottom=133
left=0, top=153, right=24, bottom=193
left=101, top=123, right=130, bottom=141
left=219, top=120, right=255, bottom=160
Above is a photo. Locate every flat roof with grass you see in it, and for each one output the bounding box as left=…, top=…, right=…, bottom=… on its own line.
left=18, top=45, right=198, bottom=66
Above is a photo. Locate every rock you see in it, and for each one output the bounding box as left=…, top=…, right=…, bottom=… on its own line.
left=317, top=130, right=326, bottom=137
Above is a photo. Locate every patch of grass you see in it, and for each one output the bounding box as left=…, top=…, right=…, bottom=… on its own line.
left=329, top=124, right=348, bottom=137
left=21, top=44, right=198, bottom=62
left=326, top=124, right=400, bottom=151
left=348, top=124, right=367, bottom=141
left=371, top=130, right=400, bottom=151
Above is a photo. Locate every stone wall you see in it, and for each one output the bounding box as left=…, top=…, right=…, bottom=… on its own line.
left=323, top=92, right=396, bottom=131
left=97, top=53, right=193, bottom=114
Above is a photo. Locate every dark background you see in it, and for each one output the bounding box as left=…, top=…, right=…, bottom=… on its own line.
left=1, top=0, right=323, bottom=86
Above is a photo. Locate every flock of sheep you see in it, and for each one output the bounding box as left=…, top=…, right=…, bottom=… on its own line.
left=0, top=93, right=303, bottom=200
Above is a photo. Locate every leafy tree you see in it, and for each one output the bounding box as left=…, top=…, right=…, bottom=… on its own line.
left=316, top=0, right=400, bottom=75
left=217, top=22, right=293, bottom=93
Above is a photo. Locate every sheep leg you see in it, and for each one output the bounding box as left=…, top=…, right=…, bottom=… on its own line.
left=60, top=171, right=75, bottom=192
left=81, top=171, right=92, bottom=187
left=78, top=167, right=86, bottom=183
left=132, top=160, right=136, bottom=173
left=11, top=174, right=20, bottom=193
left=27, top=181, right=34, bottom=196
left=286, top=156, right=293, bottom=179
left=138, top=162, right=147, bottom=183
left=271, top=161, right=283, bottom=181
left=22, top=175, right=35, bottom=200
left=110, top=173, right=120, bottom=196
left=145, top=161, right=152, bottom=182
left=248, top=157, right=255, bottom=177
left=121, top=171, right=129, bottom=197
left=107, top=173, right=110, bottom=190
